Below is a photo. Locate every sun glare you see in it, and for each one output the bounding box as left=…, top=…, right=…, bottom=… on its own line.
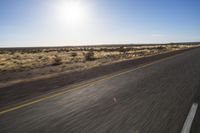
left=57, top=1, right=88, bottom=26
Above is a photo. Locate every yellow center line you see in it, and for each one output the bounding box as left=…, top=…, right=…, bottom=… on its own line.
left=0, top=53, right=181, bottom=116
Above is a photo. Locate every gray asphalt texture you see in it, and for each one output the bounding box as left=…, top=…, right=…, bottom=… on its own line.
left=1, top=48, right=200, bottom=133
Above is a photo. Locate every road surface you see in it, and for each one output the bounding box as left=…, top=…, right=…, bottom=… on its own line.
left=0, top=48, right=200, bottom=133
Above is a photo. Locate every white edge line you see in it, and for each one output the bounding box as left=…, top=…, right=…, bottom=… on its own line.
left=181, top=103, right=198, bottom=133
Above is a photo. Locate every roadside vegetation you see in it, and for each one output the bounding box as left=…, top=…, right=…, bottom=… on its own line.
left=0, top=44, right=199, bottom=83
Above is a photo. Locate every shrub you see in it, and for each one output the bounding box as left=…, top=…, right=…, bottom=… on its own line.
left=157, top=46, right=167, bottom=50
left=119, top=46, right=126, bottom=54
left=52, top=56, right=62, bottom=66
left=85, top=51, right=95, bottom=61
left=71, top=52, right=77, bottom=57
left=38, top=56, right=43, bottom=59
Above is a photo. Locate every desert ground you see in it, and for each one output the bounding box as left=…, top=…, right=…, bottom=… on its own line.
left=0, top=44, right=199, bottom=87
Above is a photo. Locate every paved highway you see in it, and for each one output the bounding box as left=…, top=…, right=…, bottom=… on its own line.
left=0, top=48, right=200, bottom=133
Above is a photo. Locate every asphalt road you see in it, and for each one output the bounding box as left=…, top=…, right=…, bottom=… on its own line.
left=1, top=48, right=200, bottom=133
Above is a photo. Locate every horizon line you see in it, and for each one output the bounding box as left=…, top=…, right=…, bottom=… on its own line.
left=0, top=41, right=200, bottom=49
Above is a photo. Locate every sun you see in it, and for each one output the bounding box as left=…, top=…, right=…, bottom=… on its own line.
left=57, top=1, right=87, bottom=26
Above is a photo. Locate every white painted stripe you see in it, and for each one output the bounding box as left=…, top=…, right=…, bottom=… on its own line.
left=181, top=103, right=198, bottom=133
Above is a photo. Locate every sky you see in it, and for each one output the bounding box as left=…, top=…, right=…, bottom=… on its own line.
left=0, top=0, right=200, bottom=47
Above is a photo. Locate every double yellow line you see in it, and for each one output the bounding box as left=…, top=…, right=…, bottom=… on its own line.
left=0, top=52, right=183, bottom=116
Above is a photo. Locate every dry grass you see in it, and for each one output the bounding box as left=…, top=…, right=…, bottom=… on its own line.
left=0, top=44, right=199, bottom=83
left=0, top=45, right=198, bottom=72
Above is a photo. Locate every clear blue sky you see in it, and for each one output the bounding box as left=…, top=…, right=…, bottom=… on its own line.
left=0, top=0, right=199, bottom=47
